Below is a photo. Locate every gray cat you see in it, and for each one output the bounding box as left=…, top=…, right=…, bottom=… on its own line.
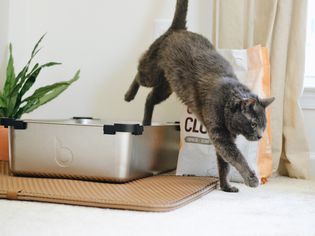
left=125, top=0, right=275, bottom=192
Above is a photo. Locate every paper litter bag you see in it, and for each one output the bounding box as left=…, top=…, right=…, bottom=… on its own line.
left=176, top=45, right=272, bottom=183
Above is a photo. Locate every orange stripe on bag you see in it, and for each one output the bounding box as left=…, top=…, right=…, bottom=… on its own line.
left=257, top=47, right=272, bottom=182
left=244, top=46, right=273, bottom=183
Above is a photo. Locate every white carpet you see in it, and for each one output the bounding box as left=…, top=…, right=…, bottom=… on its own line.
left=0, top=177, right=315, bottom=236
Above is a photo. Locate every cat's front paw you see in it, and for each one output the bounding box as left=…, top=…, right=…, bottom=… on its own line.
left=221, top=185, right=239, bottom=193
left=244, top=172, right=259, bottom=188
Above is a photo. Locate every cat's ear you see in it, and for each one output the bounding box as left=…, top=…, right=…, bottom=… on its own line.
left=241, top=98, right=257, bottom=112
left=260, top=97, right=275, bottom=108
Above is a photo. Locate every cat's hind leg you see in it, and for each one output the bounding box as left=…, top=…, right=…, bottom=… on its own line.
left=217, top=153, right=239, bottom=192
left=125, top=73, right=140, bottom=102
left=143, top=80, right=172, bottom=125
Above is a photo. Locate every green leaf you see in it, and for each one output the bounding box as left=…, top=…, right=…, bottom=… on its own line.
left=13, top=53, right=39, bottom=91
left=17, top=62, right=61, bottom=101
left=12, top=34, right=46, bottom=87
left=0, top=108, right=5, bottom=118
left=0, top=92, right=7, bottom=117
left=40, top=62, right=62, bottom=68
left=0, top=93, right=5, bottom=108
left=3, top=44, right=16, bottom=97
left=6, top=63, right=38, bottom=116
left=6, top=68, right=42, bottom=117
left=7, top=61, right=62, bottom=117
left=18, top=68, right=42, bottom=100
left=14, top=66, right=29, bottom=86
left=20, top=63, right=40, bottom=86
left=31, top=34, right=46, bottom=58
left=15, top=70, right=80, bottom=118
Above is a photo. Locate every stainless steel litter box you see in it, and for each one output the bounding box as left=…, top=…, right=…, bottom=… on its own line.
left=0, top=118, right=180, bottom=182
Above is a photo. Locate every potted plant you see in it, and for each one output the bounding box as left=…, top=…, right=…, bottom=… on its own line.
left=0, top=35, right=80, bottom=161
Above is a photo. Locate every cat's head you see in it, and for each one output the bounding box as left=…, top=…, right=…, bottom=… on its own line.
left=227, top=96, right=275, bottom=141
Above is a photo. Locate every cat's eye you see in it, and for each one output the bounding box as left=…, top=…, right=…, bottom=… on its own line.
left=251, top=122, right=257, bottom=128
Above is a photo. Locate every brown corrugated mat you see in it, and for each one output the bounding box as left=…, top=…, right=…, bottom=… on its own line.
left=0, top=161, right=218, bottom=212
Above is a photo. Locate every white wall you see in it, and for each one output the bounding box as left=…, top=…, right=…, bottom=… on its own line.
left=0, top=0, right=9, bottom=89
left=303, top=110, right=315, bottom=153
left=4, top=0, right=212, bottom=122
left=303, top=108, right=315, bottom=166
left=300, top=89, right=315, bottom=153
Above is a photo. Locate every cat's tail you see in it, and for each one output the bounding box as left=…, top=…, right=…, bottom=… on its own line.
left=169, top=0, right=188, bottom=30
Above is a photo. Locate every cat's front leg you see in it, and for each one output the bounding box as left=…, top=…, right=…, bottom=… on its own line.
left=211, top=131, right=259, bottom=188
left=217, top=153, right=239, bottom=192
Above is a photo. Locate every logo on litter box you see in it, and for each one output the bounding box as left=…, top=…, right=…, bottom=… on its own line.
left=55, top=137, right=73, bottom=167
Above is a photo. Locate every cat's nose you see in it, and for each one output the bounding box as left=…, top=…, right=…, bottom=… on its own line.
left=257, top=135, right=262, bottom=139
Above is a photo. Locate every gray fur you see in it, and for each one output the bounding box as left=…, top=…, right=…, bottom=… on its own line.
left=125, top=0, right=274, bottom=192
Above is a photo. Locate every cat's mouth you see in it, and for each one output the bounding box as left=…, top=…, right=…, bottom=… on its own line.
left=245, top=135, right=262, bottom=141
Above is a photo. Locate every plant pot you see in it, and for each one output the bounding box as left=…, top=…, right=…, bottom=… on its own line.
left=0, top=126, right=9, bottom=161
